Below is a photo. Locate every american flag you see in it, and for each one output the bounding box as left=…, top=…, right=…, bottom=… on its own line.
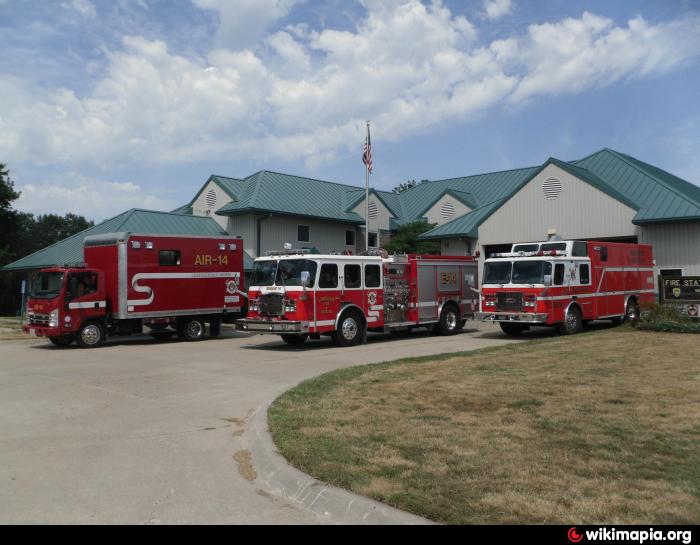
left=362, top=124, right=372, bottom=173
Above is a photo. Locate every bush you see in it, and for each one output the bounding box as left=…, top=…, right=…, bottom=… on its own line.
left=634, top=302, right=700, bottom=334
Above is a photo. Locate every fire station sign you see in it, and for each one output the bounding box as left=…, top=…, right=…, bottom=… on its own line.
left=660, top=276, right=700, bottom=318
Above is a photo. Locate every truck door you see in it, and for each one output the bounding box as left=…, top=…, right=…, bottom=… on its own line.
left=65, top=271, right=106, bottom=327
left=315, top=262, right=340, bottom=330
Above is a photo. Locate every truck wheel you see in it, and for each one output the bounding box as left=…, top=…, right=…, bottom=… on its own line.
left=499, top=322, right=529, bottom=336
left=436, top=304, right=462, bottom=336
left=177, top=317, right=205, bottom=342
left=624, top=298, right=640, bottom=323
left=280, top=334, right=308, bottom=346
left=49, top=336, right=74, bottom=347
left=557, top=306, right=582, bottom=335
left=333, top=310, right=364, bottom=347
left=76, top=322, right=106, bottom=348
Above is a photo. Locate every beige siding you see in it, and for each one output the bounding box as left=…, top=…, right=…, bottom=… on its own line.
left=480, top=164, right=637, bottom=245
left=639, top=222, right=700, bottom=277
left=426, top=195, right=471, bottom=226
left=226, top=215, right=256, bottom=258
left=259, top=216, right=357, bottom=256
left=352, top=196, right=393, bottom=232
left=191, top=181, right=232, bottom=230
left=440, top=239, right=472, bottom=256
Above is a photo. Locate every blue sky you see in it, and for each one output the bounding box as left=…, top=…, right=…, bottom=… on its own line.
left=1, top=0, right=699, bottom=222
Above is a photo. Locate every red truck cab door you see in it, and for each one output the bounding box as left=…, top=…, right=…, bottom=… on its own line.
left=65, top=270, right=107, bottom=329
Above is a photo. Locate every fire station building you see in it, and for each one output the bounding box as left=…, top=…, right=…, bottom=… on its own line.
left=4, top=148, right=699, bottom=291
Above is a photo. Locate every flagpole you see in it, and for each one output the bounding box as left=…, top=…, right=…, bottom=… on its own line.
left=365, top=121, right=369, bottom=253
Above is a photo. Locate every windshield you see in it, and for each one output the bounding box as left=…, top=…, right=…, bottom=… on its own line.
left=28, top=272, right=64, bottom=299
left=250, top=259, right=318, bottom=287
left=512, top=261, right=553, bottom=285
left=483, top=262, right=512, bottom=284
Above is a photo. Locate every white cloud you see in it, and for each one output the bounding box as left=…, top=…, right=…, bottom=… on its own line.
left=15, top=175, right=175, bottom=221
left=192, top=0, right=300, bottom=49
left=1, top=2, right=699, bottom=174
left=62, top=0, right=97, bottom=18
left=483, top=0, right=513, bottom=20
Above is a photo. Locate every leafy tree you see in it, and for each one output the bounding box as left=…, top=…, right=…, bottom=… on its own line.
left=0, top=164, right=21, bottom=265
left=385, top=220, right=440, bottom=254
left=392, top=179, right=428, bottom=194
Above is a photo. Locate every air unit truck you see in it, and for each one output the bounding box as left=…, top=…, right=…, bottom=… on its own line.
left=478, top=239, right=655, bottom=335
left=236, top=249, right=479, bottom=346
left=24, top=232, right=246, bottom=347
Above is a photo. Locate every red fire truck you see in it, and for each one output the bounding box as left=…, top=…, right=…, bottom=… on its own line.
left=235, top=249, right=479, bottom=346
left=478, top=239, right=655, bottom=335
left=23, top=232, right=246, bottom=347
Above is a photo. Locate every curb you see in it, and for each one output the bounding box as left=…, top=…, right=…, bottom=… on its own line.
left=242, top=401, right=434, bottom=525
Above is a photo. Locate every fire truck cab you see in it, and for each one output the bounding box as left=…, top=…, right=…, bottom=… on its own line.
left=478, top=239, right=655, bottom=335
left=236, top=249, right=479, bottom=346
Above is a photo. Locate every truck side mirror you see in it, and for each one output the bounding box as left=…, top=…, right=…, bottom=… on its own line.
left=543, top=274, right=552, bottom=287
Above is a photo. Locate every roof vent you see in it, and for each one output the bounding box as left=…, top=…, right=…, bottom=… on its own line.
left=206, top=188, right=217, bottom=209
left=367, top=202, right=378, bottom=219
left=441, top=201, right=455, bottom=219
left=543, top=177, right=562, bottom=200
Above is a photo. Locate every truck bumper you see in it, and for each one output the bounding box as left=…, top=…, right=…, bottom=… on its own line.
left=477, top=312, right=549, bottom=324
left=22, top=325, right=62, bottom=337
left=235, top=319, right=310, bottom=334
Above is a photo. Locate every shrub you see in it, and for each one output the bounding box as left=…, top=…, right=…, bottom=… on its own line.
left=635, top=301, right=700, bottom=334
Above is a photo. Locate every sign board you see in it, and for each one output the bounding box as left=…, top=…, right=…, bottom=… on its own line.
left=660, top=276, right=700, bottom=302
left=21, top=280, right=26, bottom=294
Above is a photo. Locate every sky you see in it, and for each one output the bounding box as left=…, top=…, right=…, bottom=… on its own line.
left=1, top=0, right=699, bottom=223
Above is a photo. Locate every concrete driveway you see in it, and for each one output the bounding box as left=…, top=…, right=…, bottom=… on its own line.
left=0, top=322, right=528, bottom=523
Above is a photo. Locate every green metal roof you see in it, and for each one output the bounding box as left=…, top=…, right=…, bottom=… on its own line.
left=216, top=170, right=366, bottom=224
left=1, top=209, right=228, bottom=272
left=170, top=203, right=193, bottom=215
left=418, top=199, right=507, bottom=239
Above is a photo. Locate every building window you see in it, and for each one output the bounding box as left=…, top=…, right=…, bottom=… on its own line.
left=368, top=232, right=378, bottom=248
left=319, top=263, right=338, bottom=288
left=365, top=265, right=381, bottom=288
left=660, top=268, right=683, bottom=277
left=297, top=225, right=310, bottom=242
left=346, top=230, right=356, bottom=246
left=344, top=264, right=361, bottom=288
left=159, top=250, right=181, bottom=266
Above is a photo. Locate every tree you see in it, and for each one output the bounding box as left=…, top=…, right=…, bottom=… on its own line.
left=391, top=178, right=428, bottom=194
left=385, top=220, right=440, bottom=254
left=0, top=163, right=21, bottom=265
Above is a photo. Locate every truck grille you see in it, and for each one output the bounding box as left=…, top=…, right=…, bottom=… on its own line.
left=259, top=293, right=284, bottom=316
left=29, top=313, right=50, bottom=326
left=497, top=292, right=523, bottom=312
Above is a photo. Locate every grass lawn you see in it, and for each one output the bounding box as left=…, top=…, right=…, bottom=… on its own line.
left=269, top=326, right=700, bottom=524
left=0, top=316, right=27, bottom=340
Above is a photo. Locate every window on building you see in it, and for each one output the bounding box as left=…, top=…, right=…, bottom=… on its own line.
left=346, top=230, right=356, bottom=246
left=572, top=241, right=588, bottom=257
left=579, top=264, right=590, bottom=285
left=297, top=225, right=310, bottom=242
left=159, top=250, right=181, bottom=266
left=554, top=263, right=565, bottom=285
left=319, top=263, right=338, bottom=288
left=365, top=264, right=381, bottom=288
left=368, top=232, right=378, bottom=248
left=660, top=268, right=683, bottom=277
left=344, top=264, right=361, bottom=288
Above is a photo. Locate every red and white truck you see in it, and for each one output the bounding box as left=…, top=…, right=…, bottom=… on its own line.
left=235, top=249, right=479, bottom=346
left=23, top=232, right=246, bottom=347
left=478, top=239, right=655, bottom=335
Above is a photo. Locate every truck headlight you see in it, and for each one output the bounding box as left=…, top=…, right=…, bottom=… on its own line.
left=49, top=309, right=59, bottom=327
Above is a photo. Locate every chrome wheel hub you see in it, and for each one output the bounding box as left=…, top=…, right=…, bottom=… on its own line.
left=566, top=311, right=578, bottom=330
left=188, top=321, right=203, bottom=338
left=82, top=325, right=101, bottom=345
left=445, top=311, right=457, bottom=330
left=341, top=318, right=358, bottom=341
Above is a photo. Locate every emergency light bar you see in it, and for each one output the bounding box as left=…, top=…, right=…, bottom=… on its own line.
left=266, top=249, right=311, bottom=256
left=490, top=250, right=567, bottom=258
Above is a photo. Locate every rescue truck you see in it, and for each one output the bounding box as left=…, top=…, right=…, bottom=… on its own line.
left=23, top=232, right=246, bottom=347
left=235, top=249, right=479, bottom=346
left=478, top=239, right=655, bottom=335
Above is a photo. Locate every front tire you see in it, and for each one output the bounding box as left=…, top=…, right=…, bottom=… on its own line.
left=76, top=322, right=106, bottom=348
left=557, top=305, right=582, bottom=335
left=177, top=317, right=206, bottom=342
left=280, top=333, right=308, bottom=346
left=436, top=304, right=462, bottom=336
left=624, top=298, right=640, bottom=323
left=333, top=310, right=364, bottom=347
